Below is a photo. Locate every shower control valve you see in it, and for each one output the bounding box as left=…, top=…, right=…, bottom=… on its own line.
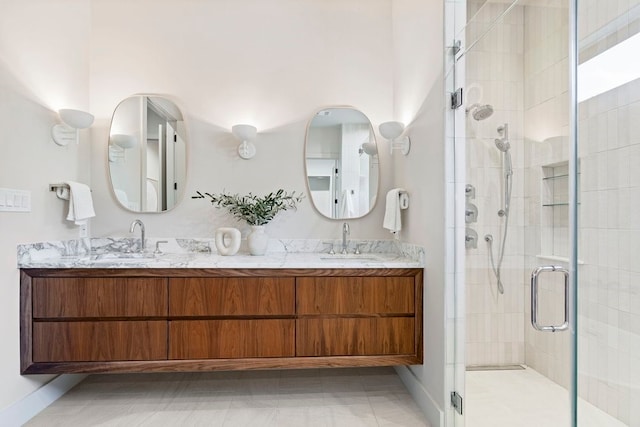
left=465, top=184, right=476, bottom=199
left=465, top=202, right=478, bottom=223
left=465, top=228, right=478, bottom=249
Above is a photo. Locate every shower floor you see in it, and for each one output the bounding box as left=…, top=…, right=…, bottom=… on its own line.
left=466, top=367, right=627, bottom=427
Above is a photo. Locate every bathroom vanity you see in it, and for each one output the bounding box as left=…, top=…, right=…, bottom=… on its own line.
left=19, top=241, right=424, bottom=374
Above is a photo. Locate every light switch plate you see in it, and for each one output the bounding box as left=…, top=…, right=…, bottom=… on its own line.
left=0, top=188, right=31, bottom=212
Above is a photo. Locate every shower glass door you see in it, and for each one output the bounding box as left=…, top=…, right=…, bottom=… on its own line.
left=453, top=0, right=637, bottom=426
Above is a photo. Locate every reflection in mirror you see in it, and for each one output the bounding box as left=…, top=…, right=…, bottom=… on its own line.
left=305, top=107, right=379, bottom=219
left=108, top=96, right=187, bottom=212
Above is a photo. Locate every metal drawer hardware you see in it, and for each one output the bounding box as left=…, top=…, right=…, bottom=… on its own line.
left=530, top=265, right=569, bottom=332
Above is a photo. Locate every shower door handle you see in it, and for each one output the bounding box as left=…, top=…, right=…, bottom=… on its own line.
left=530, top=265, right=569, bottom=332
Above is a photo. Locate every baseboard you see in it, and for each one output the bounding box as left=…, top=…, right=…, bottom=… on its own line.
left=0, top=374, right=87, bottom=427
left=395, top=366, right=444, bottom=427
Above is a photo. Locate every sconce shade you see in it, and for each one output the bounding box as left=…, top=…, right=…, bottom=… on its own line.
left=59, top=109, right=95, bottom=129
left=360, top=142, right=378, bottom=156
left=232, top=124, right=257, bottom=142
left=379, top=121, right=410, bottom=156
left=232, top=124, right=258, bottom=160
left=379, top=121, right=405, bottom=140
left=111, top=134, right=137, bottom=149
left=51, top=108, right=94, bottom=146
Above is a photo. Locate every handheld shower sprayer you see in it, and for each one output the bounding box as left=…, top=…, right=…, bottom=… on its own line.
left=494, top=123, right=510, bottom=152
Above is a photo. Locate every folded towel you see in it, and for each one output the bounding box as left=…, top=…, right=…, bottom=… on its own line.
left=65, top=181, right=95, bottom=225
left=339, top=189, right=355, bottom=218
left=383, top=188, right=406, bottom=234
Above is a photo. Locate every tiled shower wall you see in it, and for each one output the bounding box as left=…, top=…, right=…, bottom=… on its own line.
left=464, top=0, right=640, bottom=424
left=524, top=2, right=640, bottom=425
left=574, top=4, right=640, bottom=425
left=464, top=2, right=526, bottom=367
left=576, top=78, right=640, bottom=426
left=522, top=1, right=571, bottom=387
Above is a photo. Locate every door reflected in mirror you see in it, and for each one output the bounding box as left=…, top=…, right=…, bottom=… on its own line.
left=108, top=96, right=187, bottom=212
left=305, top=107, right=379, bottom=219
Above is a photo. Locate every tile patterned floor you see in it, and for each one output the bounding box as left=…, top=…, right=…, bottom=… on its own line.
left=466, top=367, right=628, bottom=427
left=24, top=367, right=430, bottom=427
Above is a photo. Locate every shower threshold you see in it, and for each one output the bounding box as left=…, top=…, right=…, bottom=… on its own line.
left=466, top=364, right=525, bottom=371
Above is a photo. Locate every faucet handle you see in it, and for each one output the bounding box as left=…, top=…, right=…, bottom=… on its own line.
left=354, top=243, right=365, bottom=255
left=154, top=240, right=169, bottom=255
left=322, top=242, right=335, bottom=255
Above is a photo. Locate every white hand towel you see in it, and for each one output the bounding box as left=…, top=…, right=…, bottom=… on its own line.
left=65, top=181, right=96, bottom=225
left=339, top=189, right=355, bottom=218
left=383, top=188, right=406, bottom=234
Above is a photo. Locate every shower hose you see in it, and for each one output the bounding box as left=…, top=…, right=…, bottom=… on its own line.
left=485, top=160, right=512, bottom=295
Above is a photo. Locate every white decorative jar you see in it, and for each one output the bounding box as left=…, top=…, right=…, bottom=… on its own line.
left=247, top=225, right=268, bottom=256
left=214, top=227, right=241, bottom=256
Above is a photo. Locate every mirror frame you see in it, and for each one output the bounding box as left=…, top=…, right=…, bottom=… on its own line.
left=304, top=106, right=380, bottom=220
left=107, top=95, right=189, bottom=213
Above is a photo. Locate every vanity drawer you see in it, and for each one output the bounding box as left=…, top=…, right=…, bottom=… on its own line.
left=33, top=320, right=167, bottom=362
left=296, top=276, right=414, bottom=315
left=32, top=278, right=168, bottom=319
left=296, top=317, right=415, bottom=356
left=169, top=319, right=295, bottom=359
left=169, top=277, right=295, bottom=316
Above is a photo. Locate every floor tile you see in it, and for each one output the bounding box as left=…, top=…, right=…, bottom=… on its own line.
left=24, top=367, right=430, bottom=427
left=466, top=367, right=628, bottom=427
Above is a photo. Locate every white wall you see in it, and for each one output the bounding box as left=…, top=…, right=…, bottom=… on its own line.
left=89, top=0, right=395, bottom=241
left=0, top=0, right=91, bottom=413
left=391, top=0, right=446, bottom=426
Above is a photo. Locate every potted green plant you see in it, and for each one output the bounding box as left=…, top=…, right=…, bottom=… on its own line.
left=193, top=189, right=303, bottom=255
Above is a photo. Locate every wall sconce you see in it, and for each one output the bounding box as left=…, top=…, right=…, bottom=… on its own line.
left=51, top=109, right=95, bottom=146
left=379, top=121, right=410, bottom=155
left=232, top=124, right=257, bottom=160
left=358, top=141, right=378, bottom=156
left=108, top=134, right=137, bottom=162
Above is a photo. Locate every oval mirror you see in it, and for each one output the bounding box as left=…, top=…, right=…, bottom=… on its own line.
left=305, top=107, right=379, bottom=219
left=108, top=96, right=187, bottom=212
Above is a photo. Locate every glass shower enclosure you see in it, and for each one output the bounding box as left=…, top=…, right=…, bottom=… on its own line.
left=451, top=0, right=639, bottom=425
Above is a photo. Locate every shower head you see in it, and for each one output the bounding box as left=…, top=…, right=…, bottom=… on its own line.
left=466, top=103, right=494, bottom=121
left=494, top=138, right=511, bottom=152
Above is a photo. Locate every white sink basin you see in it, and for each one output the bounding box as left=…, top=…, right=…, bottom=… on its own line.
left=89, top=252, right=157, bottom=264
left=319, top=255, right=378, bottom=262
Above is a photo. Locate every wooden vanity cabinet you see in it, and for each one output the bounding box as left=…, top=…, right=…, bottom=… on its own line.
left=296, top=276, right=416, bottom=357
left=20, top=268, right=422, bottom=374
left=168, top=277, right=296, bottom=359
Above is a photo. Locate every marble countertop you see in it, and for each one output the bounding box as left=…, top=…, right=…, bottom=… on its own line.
left=17, top=238, right=424, bottom=269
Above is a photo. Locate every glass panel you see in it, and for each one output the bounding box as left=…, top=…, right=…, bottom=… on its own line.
left=458, top=0, right=637, bottom=424
left=459, top=0, right=576, bottom=425
left=576, top=0, right=640, bottom=425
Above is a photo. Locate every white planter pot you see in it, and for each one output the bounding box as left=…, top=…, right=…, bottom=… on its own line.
left=247, top=225, right=268, bottom=256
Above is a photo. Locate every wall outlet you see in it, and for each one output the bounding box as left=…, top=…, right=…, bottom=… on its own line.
left=78, top=223, right=88, bottom=238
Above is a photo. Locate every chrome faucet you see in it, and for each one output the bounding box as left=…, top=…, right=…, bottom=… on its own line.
left=129, top=219, right=145, bottom=251
left=341, top=222, right=350, bottom=254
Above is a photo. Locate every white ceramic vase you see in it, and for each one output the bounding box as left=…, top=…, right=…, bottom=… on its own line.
left=214, top=227, right=241, bottom=256
left=247, top=225, right=268, bottom=256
